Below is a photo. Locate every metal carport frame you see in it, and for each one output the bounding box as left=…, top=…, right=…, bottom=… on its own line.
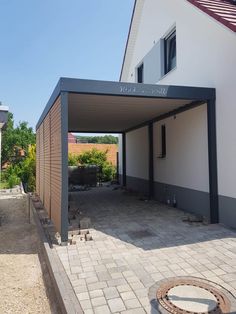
left=36, top=78, right=217, bottom=243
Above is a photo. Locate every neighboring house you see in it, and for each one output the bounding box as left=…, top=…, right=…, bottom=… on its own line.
left=68, top=133, right=76, bottom=143
left=69, top=143, right=118, bottom=166
left=119, top=0, right=236, bottom=228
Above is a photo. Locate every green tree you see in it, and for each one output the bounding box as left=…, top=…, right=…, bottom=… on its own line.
left=1, top=112, right=36, bottom=166
left=76, top=135, right=118, bottom=144
left=1, top=112, right=36, bottom=190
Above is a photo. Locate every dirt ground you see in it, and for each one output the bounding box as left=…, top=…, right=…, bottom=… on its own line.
left=0, top=194, right=61, bottom=314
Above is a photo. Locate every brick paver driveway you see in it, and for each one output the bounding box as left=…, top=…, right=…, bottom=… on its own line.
left=56, top=187, right=236, bottom=314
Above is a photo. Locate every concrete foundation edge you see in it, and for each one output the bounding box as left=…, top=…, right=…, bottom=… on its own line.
left=219, top=195, right=236, bottom=229
left=126, top=175, right=149, bottom=196
left=30, top=197, right=83, bottom=314
left=122, top=175, right=210, bottom=220
left=154, top=181, right=210, bottom=220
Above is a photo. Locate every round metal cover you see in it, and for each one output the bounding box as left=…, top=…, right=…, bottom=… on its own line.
left=148, top=276, right=236, bottom=314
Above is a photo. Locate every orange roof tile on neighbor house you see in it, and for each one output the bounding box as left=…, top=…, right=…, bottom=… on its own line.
left=68, top=133, right=76, bottom=143
left=68, top=143, right=118, bottom=165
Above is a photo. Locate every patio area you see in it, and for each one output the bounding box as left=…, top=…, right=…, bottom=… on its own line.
left=55, top=187, right=236, bottom=314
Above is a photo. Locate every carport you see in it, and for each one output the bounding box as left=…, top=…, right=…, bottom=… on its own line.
left=36, top=78, right=217, bottom=243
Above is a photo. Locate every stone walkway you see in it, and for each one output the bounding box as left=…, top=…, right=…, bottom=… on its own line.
left=55, top=187, right=236, bottom=313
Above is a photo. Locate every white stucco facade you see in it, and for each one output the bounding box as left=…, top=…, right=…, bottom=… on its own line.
left=153, top=104, right=209, bottom=192
left=126, top=126, right=149, bottom=180
left=120, top=0, right=236, bottom=199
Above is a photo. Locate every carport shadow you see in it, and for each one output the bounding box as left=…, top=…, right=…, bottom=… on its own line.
left=69, top=187, right=236, bottom=251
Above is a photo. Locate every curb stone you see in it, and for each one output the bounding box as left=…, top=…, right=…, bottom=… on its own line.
left=30, top=196, right=83, bottom=314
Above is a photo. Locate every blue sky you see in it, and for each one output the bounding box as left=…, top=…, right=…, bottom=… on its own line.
left=0, top=0, right=134, bottom=131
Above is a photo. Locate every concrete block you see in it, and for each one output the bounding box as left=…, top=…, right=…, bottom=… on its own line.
left=80, top=217, right=91, bottom=229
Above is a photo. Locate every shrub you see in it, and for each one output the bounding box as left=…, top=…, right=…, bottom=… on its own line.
left=7, top=173, right=21, bottom=188
left=77, top=148, right=116, bottom=181
left=2, top=165, right=21, bottom=188
left=2, top=144, right=36, bottom=191
left=20, top=144, right=36, bottom=192
left=68, top=153, right=80, bottom=166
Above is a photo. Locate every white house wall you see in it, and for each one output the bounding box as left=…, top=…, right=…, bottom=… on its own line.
left=153, top=105, right=209, bottom=192
left=153, top=104, right=210, bottom=218
left=118, top=134, right=123, bottom=176
left=126, top=127, right=149, bottom=195
left=120, top=0, right=236, bottom=226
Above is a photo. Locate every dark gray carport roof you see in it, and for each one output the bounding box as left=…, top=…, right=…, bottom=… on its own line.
left=36, top=77, right=215, bottom=132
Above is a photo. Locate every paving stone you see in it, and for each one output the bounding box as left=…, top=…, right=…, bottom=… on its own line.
left=74, top=285, right=88, bottom=293
left=88, top=281, right=107, bottom=291
left=91, top=296, right=107, bottom=307
left=145, top=305, right=154, bottom=313
left=129, top=281, right=145, bottom=290
left=107, top=278, right=127, bottom=287
left=97, top=271, right=112, bottom=281
left=120, top=291, right=136, bottom=301
left=117, top=284, right=132, bottom=293
left=95, top=265, right=107, bottom=272
left=122, top=270, right=135, bottom=277
left=83, top=266, right=95, bottom=272
left=106, top=263, right=117, bottom=269
left=138, top=296, right=150, bottom=307
left=77, top=291, right=90, bottom=301
left=168, top=264, right=181, bottom=271
left=121, top=309, right=146, bottom=314
left=108, top=298, right=126, bottom=313
left=80, top=299, right=92, bottom=310
left=124, top=298, right=141, bottom=309
left=86, top=276, right=99, bottom=284
left=56, top=188, right=236, bottom=314
left=71, top=266, right=83, bottom=274
left=103, top=287, right=119, bottom=299
left=84, top=310, right=94, bottom=314
left=134, top=288, right=147, bottom=298
left=212, top=268, right=226, bottom=276
left=230, top=281, right=236, bottom=289
left=111, top=272, right=124, bottom=279
left=94, top=305, right=111, bottom=314
left=126, top=276, right=140, bottom=283
left=89, top=289, right=104, bottom=298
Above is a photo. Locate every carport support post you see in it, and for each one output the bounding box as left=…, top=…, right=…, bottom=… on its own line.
left=148, top=123, right=154, bottom=199
left=61, top=92, right=69, bottom=244
left=207, top=98, right=219, bottom=224
left=122, top=133, right=126, bottom=186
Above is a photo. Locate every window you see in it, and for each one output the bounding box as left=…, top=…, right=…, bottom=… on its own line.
left=137, top=63, right=144, bottom=83
left=158, top=124, right=166, bottom=158
left=161, top=124, right=166, bottom=158
left=164, top=30, right=176, bottom=74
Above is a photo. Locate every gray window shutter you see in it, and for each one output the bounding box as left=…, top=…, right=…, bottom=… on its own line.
left=143, top=39, right=165, bottom=84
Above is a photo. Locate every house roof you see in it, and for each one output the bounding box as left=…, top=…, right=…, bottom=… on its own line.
left=187, top=0, right=236, bottom=32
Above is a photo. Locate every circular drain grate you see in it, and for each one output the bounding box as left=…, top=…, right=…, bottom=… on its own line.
left=148, top=277, right=236, bottom=314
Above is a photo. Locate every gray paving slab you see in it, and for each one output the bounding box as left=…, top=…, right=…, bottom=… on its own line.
left=55, top=187, right=236, bottom=312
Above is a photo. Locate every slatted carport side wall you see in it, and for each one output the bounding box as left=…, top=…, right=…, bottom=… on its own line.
left=44, top=113, right=51, bottom=218
left=39, top=123, right=44, bottom=203
left=36, top=128, right=40, bottom=196
left=50, top=97, right=62, bottom=233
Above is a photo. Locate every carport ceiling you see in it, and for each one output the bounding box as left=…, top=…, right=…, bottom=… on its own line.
left=68, top=93, right=192, bottom=133
left=36, top=78, right=216, bottom=132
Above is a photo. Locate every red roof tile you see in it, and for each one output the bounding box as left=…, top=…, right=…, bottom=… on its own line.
left=187, top=0, right=236, bottom=32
